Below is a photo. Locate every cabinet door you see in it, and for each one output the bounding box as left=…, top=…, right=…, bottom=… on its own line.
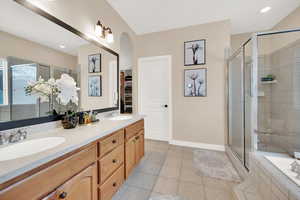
left=135, top=131, right=144, bottom=163
left=139, top=132, right=145, bottom=160
left=56, top=164, right=97, bottom=200
left=125, top=136, right=136, bottom=178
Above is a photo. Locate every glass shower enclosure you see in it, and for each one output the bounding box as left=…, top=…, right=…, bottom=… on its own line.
left=228, top=28, right=300, bottom=170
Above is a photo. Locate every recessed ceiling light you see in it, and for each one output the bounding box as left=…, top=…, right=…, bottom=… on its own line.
left=260, top=6, right=271, bottom=13
left=59, top=44, right=66, bottom=49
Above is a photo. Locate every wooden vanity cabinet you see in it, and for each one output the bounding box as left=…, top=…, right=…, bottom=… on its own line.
left=125, top=120, right=145, bottom=178
left=99, top=165, right=124, bottom=200
left=56, top=164, right=97, bottom=200
left=43, top=164, right=97, bottom=200
left=125, top=136, right=137, bottom=177
left=0, top=144, right=97, bottom=200
left=0, top=119, right=144, bottom=200
left=99, top=144, right=124, bottom=184
left=135, top=130, right=145, bottom=163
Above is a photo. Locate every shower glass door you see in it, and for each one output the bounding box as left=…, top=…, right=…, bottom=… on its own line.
left=228, top=49, right=245, bottom=162
left=244, top=40, right=253, bottom=169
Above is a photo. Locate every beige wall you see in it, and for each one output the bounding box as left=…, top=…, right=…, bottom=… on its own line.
left=269, top=6, right=300, bottom=53
left=231, top=32, right=252, bottom=53
left=78, top=44, right=118, bottom=111
left=136, top=20, right=231, bottom=146
left=273, top=6, right=300, bottom=31
left=0, top=31, right=76, bottom=69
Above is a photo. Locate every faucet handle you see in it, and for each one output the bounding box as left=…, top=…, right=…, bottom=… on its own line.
left=0, top=132, right=9, bottom=145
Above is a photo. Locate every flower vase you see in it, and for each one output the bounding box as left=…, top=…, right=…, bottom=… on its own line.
left=61, top=114, right=78, bottom=129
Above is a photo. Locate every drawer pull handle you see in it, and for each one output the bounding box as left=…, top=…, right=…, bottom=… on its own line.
left=59, top=192, right=67, bottom=199
left=112, top=140, right=117, bottom=144
left=112, top=159, right=117, bottom=163
left=113, top=182, right=117, bottom=187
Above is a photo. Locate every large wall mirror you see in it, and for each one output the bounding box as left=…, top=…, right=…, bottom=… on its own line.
left=0, top=0, right=119, bottom=130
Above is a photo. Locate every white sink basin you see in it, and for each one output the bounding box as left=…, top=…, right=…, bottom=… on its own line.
left=109, top=115, right=133, bottom=121
left=0, top=137, right=66, bottom=161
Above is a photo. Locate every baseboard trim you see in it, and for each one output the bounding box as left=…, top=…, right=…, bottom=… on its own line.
left=145, top=135, right=169, bottom=142
left=169, top=140, right=225, bottom=151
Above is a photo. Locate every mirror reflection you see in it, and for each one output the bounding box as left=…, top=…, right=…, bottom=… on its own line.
left=0, top=0, right=118, bottom=123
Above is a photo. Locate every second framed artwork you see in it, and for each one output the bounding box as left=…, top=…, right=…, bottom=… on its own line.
left=184, top=68, right=207, bottom=97
left=88, top=75, right=102, bottom=97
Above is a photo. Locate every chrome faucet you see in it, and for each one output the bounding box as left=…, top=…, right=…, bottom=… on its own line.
left=291, top=160, right=300, bottom=180
left=8, top=128, right=28, bottom=143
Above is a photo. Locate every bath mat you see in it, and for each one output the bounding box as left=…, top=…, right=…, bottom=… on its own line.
left=193, top=150, right=241, bottom=182
left=149, top=195, right=186, bottom=200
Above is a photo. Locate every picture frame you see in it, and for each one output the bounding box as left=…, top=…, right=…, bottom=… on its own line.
left=184, top=68, right=207, bottom=97
left=184, top=39, right=206, bottom=66
left=88, top=75, right=102, bottom=97
left=88, top=54, right=101, bottom=73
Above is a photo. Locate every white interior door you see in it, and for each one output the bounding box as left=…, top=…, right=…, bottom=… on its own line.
left=138, top=56, right=171, bottom=141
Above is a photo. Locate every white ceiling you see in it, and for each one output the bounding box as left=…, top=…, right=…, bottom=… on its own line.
left=106, top=0, right=300, bottom=35
left=0, top=0, right=88, bottom=56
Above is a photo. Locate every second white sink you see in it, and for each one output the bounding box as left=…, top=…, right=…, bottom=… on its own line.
left=0, top=137, right=66, bottom=162
left=109, top=115, right=133, bottom=121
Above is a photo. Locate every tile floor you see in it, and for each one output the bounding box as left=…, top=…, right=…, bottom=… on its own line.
left=113, top=140, right=239, bottom=200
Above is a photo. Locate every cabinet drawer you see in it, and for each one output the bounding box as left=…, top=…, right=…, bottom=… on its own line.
left=99, top=165, right=124, bottom=200
left=99, top=144, right=124, bottom=184
left=0, top=145, right=97, bottom=200
left=125, top=120, right=144, bottom=140
left=99, top=129, right=124, bottom=157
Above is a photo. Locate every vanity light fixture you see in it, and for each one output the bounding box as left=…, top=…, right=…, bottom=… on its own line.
left=95, top=20, right=114, bottom=43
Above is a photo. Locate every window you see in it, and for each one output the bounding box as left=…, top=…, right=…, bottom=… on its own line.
left=0, top=59, right=8, bottom=105
left=11, top=63, right=37, bottom=105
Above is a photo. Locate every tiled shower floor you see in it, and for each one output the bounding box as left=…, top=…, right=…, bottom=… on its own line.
left=112, top=140, right=239, bottom=200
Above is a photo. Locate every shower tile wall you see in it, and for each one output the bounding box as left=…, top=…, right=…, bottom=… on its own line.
left=257, top=55, right=272, bottom=151
left=258, top=39, right=300, bottom=155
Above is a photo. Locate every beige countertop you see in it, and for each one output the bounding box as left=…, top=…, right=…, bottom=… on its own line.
left=0, top=115, right=144, bottom=185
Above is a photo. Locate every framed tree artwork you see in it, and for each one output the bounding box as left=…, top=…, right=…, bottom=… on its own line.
left=88, top=54, right=101, bottom=73
left=184, top=39, right=206, bottom=66
left=184, top=68, right=207, bottom=97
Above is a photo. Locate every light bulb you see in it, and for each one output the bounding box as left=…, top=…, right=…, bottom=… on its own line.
left=260, top=6, right=271, bottom=13
left=95, top=21, right=103, bottom=36
left=106, top=29, right=114, bottom=43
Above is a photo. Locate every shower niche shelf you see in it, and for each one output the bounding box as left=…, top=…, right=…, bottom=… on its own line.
left=260, top=80, right=277, bottom=84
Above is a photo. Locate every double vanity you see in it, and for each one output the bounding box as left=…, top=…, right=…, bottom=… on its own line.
left=0, top=116, right=145, bottom=200
left=0, top=1, right=142, bottom=199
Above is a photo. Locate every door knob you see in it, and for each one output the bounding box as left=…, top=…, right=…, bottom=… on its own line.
left=164, top=105, right=168, bottom=108
left=59, top=192, right=67, bottom=199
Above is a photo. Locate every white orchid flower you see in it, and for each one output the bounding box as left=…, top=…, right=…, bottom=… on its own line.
left=56, top=74, right=80, bottom=106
